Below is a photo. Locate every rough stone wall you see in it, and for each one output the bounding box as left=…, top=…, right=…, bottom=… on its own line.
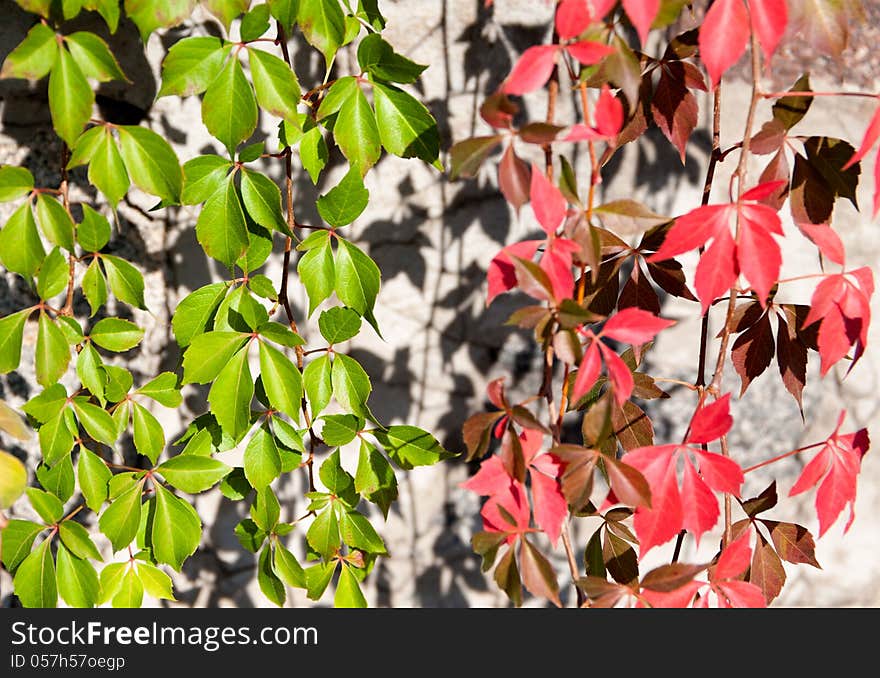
left=1, top=0, right=878, bottom=607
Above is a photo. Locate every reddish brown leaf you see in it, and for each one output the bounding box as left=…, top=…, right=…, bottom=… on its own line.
left=498, top=145, right=530, bottom=214
left=584, top=527, right=606, bottom=577
left=448, top=135, right=503, bottom=180
left=500, top=428, right=527, bottom=483
left=480, top=91, right=518, bottom=129
left=641, top=562, right=707, bottom=593
left=742, top=481, right=778, bottom=517
left=731, top=311, right=774, bottom=396
left=750, top=119, right=787, bottom=155
left=462, top=411, right=503, bottom=461
left=757, top=148, right=791, bottom=211
left=651, top=61, right=699, bottom=163
left=509, top=405, right=551, bottom=435
left=581, top=392, right=614, bottom=448
left=519, top=537, right=562, bottom=607
left=805, top=136, right=860, bottom=207
left=631, top=372, right=669, bottom=400
left=611, top=399, right=654, bottom=451
left=619, top=261, right=661, bottom=315
left=603, top=531, right=639, bottom=586
left=749, top=532, right=786, bottom=604
left=493, top=544, right=523, bottom=606
left=518, top=122, right=566, bottom=145
left=763, top=520, right=821, bottom=568
left=646, top=258, right=696, bottom=301
left=577, top=575, right=628, bottom=606
left=604, top=457, right=652, bottom=509
left=775, top=311, right=808, bottom=412
left=472, top=530, right=507, bottom=573
left=790, top=152, right=834, bottom=226
left=552, top=444, right=599, bottom=511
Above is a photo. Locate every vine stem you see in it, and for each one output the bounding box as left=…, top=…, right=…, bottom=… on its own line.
left=760, top=90, right=879, bottom=99
left=707, top=20, right=765, bottom=549
left=742, top=441, right=824, bottom=474
left=60, top=143, right=75, bottom=316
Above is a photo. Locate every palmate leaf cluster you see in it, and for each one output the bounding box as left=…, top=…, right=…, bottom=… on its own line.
left=0, top=0, right=452, bottom=609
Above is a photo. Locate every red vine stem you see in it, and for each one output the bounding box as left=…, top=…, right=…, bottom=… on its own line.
left=760, top=90, right=879, bottom=99
left=742, top=441, right=824, bottom=474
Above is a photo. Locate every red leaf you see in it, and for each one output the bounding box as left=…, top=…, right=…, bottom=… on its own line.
left=600, top=343, right=635, bottom=406
left=498, top=145, right=531, bottom=214
left=692, top=449, right=744, bottom=495
left=842, top=104, right=880, bottom=170
left=481, top=481, right=531, bottom=542
left=460, top=454, right=511, bottom=496
left=519, top=538, right=562, bottom=607
left=503, top=45, right=559, bottom=95
left=796, top=222, right=845, bottom=265
left=680, top=457, right=719, bottom=543
left=622, top=0, right=660, bottom=45
left=651, top=61, right=699, bottom=163
left=873, top=150, right=880, bottom=217
left=623, top=445, right=682, bottom=554
left=604, top=457, right=652, bottom=508
left=601, top=307, right=676, bottom=345
left=530, top=467, right=567, bottom=547
left=530, top=164, right=567, bottom=234
left=741, top=180, right=789, bottom=203
left=816, top=305, right=854, bottom=376
left=641, top=581, right=701, bottom=608
left=698, top=0, right=750, bottom=88
left=715, top=580, right=767, bottom=608
left=556, top=0, right=592, bottom=41
left=712, top=533, right=752, bottom=580
left=687, top=393, right=733, bottom=444
left=565, top=41, right=615, bottom=66
left=486, top=239, right=542, bottom=305
left=694, top=229, right=738, bottom=315
left=571, top=341, right=602, bottom=402
left=749, top=0, right=788, bottom=62
left=648, top=204, right=731, bottom=262
left=564, top=123, right=604, bottom=142
left=738, top=218, right=781, bottom=306
left=594, top=85, right=624, bottom=138
left=540, top=236, right=580, bottom=301
left=789, top=414, right=870, bottom=536
left=749, top=533, right=786, bottom=604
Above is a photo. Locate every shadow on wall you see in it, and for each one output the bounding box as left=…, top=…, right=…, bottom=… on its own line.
left=0, top=0, right=703, bottom=608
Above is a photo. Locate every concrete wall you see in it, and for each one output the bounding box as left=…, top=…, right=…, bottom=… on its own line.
left=1, top=0, right=878, bottom=607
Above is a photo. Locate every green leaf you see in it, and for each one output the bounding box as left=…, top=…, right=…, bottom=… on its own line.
left=182, top=330, right=248, bottom=383
left=202, top=0, right=250, bottom=30
left=103, top=371, right=131, bottom=400
left=36, top=247, right=68, bottom=300
left=136, top=372, right=182, bottom=408
left=240, top=168, right=288, bottom=234
left=250, top=486, right=280, bottom=532
left=0, top=23, right=58, bottom=80
left=297, top=0, right=345, bottom=66
left=354, top=440, right=397, bottom=518
left=35, top=457, right=75, bottom=503
left=1, top=520, right=43, bottom=572
left=116, top=124, right=182, bottom=203
left=98, top=478, right=144, bottom=552
left=35, top=193, right=74, bottom=251
left=357, top=33, right=427, bottom=84
left=196, top=174, right=249, bottom=269
left=96, top=561, right=126, bottom=604
left=320, top=414, right=362, bottom=446
left=112, top=567, right=143, bottom=608
left=269, top=0, right=298, bottom=30
left=23, top=383, right=67, bottom=423
left=297, top=231, right=335, bottom=315
left=39, top=411, right=75, bottom=466
left=243, top=425, right=281, bottom=489
left=372, top=81, right=440, bottom=166
left=86, top=129, right=129, bottom=208
left=202, top=55, right=257, bottom=155
left=172, top=282, right=228, bottom=347
left=234, top=518, right=266, bottom=552
left=0, top=309, right=30, bottom=373
left=77, top=204, right=111, bottom=252
left=0, top=202, right=45, bottom=278
left=102, top=254, right=146, bottom=309
left=318, top=449, right=357, bottom=502
left=247, top=47, right=301, bottom=124
left=181, top=155, right=231, bottom=205
left=334, top=563, right=367, bottom=607
left=0, top=165, right=34, bottom=202
left=334, top=237, right=379, bottom=317
left=81, top=259, right=107, bottom=316
left=90, top=317, right=144, bottom=352
left=306, top=503, right=339, bottom=560
left=448, top=135, right=503, bottom=180
left=131, top=402, right=164, bottom=463
left=299, top=120, right=328, bottom=183
left=208, top=343, right=254, bottom=439
left=271, top=417, right=304, bottom=453
left=303, top=354, right=332, bottom=417
left=258, top=544, right=286, bottom=606
left=372, top=425, right=453, bottom=470
left=138, top=561, right=175, bottom=600
left=250, top=274, right=279, bottom=301
left=258, top=341, right=303, bottom=422
left=57, top=315, right=84, bottom=345
left=72, top=399, right=118, bottom=446
left=83, top=0, right=121, bottom=32
left=59, top=521, right=102, bottom=560
left=68, top=124, right=104, bottom=169
left=77, top=446, right=110, bottom=512
left=240, top=3, right=271, bottom=40
left=238, top=141, right=264, bottom=164
left=316, top=165, right=369, bottom=227
left=331, top=352, right=371, bottom=419
left=13, top=538, right=57, bottom=607
left=26, top=487, right=64, bottom=524
left=219, top=466, right=251, bottom=500
left=340, top=509, right=385, bottom=554
left=150, top=484, right=201, bottom=570
left=305, top=560, right=335, bottom=600
left=318, top=306, right=361, bottom=345
left=317, top=76, right=381, bottom=174
left=258, top=321, right=304, bottom=347
left=36, top=313, right=70, bottom=388
left=65, top=31, right=127, bottom=82
left=157, top=455, right=231, bottom=494
left=273, top=541, right=306, bottom=588
left=356, top=0, right=385, bottom=30
left=124, top=0, right=198, bottom=42
left=48, top=47, right=94, bottom=147
left=76, top=343, right=106, bottom=404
